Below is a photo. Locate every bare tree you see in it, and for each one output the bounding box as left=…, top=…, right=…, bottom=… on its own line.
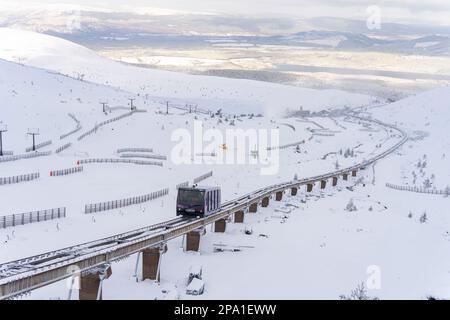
left=339, top=282, right=378, bottom=300
left=419, top=212, right=428, bottom=224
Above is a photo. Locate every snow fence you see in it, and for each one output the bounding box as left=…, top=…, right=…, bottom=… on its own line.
left=193, top=171, right=213, bottom=184
left=50, top=166, right=83, bottom=177
left=0, top=172, right=40, bottom=185
left=77, top=158, right=163, bottom=166
left=267, top=140, right=304, bottom=150
left=117, top=148, right=153, bottom=153
left=60, top=113, right=82, bottom=140
left=55, top=143, right=72, bottom=154
left=119, top=153, right=167, bottom=160
left=1, top=207, right=66, bottom=229
left=84, top=188, right=169, bottom=214
left=176, top=181, right=189, bottom=189
left=77, top=110, right=136, bottom=141
left=0, top=151, right=51, bottom=163
left=386, top=183, right=450, bottom=196
left=25, top=140, right=52, bottom=152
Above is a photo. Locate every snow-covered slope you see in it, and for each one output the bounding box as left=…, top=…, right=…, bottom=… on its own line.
left=0, top=54, right=391, bottom=258
left=0, top=58, right=132, bottom=152
left=0, top=27, right=448, bottom=300
left=369, top=86, right=450, bottom=189
left=0, top=28, right=374, bottom=116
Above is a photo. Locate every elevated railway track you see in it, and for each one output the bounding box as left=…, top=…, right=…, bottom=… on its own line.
left=0, top=114, right=408, bottom=299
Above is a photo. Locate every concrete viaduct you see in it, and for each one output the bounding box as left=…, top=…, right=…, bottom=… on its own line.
left=0, top=115, right=408, bottom=300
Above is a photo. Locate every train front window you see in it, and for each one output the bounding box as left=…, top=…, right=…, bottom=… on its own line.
left=178, top=190, right=205, bottom=207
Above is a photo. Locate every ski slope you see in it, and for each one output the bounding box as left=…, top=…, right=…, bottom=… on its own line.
left=0, top=28, right=449, bottom=300
left=0, top=50, right=392, bottom=255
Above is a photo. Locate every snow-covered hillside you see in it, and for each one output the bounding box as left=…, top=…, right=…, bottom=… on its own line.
left=0, top=55, right=389, bottom=252
left=0, top=28, right=374, bottom=117
left=368, top=86, right=450, bottom=189
left=0, top=28, right=448, bottom=300
left=0, top=59, right=133, bottom=152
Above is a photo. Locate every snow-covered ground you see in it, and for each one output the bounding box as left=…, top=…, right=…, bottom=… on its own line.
left=368, top=87, right=450, bottom=190
left=0, top=29, right=449, bottom=300
left=0, top=55, right=390, bottom=260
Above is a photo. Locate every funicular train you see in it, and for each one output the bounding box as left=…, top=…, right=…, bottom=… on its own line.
left=176, top=186, right=221, bottom=217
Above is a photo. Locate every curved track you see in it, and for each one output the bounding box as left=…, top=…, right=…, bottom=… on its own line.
left=0, top=114, right=408, bottom=299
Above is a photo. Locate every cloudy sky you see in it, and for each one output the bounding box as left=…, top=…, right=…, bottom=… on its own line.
left=1, top=0, right=450, bottom=26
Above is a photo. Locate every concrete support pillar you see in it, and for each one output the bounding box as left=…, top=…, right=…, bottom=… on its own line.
left=214, top=218, right=227, bottom=233
left=291, top=187, right=298, bottom=196
left=249, top=202, right=258, bottom=213
left=261, top=197, right=270, bottom=208
left=275, top=191, right=283, bottom=201
left=79, top=265, right=112, bottom=300
left=234, top=210, right=244, bottom=223
left=80, top=273, right=101, bottom=301
left=352, top=169, right=357, bottom=177
left=332, top=176, right=338, bottom=186
left=307, top=183, right=313, bottom=192
left=343, top=173, right=348, bottom=181
left=142, top=244, right=167, bottom=282
left=186, top=228, right=205, bottom=252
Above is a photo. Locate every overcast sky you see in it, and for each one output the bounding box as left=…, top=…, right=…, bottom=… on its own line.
left=2, top=0, right=450, bottom=26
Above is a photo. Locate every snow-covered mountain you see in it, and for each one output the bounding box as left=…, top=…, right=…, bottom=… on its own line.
left=0, top=26, right=449, bottom=300
left=279, top=31, right=450, bottom=55
left=0, top=28, right=374, bottom=117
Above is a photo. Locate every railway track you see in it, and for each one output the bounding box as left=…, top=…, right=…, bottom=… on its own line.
left=0, top=114, right=409, bottom=299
